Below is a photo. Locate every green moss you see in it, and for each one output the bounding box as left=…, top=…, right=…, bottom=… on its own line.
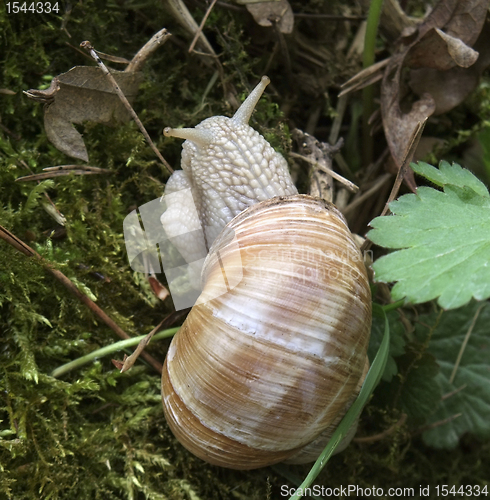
left=1, top=1, right=489, bottom=499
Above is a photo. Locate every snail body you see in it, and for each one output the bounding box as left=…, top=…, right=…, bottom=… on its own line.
left=160, top=78, right=371, bottom=469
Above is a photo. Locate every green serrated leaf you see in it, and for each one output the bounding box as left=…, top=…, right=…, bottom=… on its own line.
left=418, top=302, right=490, bottom=448
left=369, top=162, right=490, bottom=309
left=400, top=353, right=441, bottom=424
left=412, top=161, right=489, bottom=197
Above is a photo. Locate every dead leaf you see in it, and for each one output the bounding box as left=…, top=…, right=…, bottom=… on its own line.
left=379, top=0, right=489, bottom=173
left=24, top=77, right=60, bottom=103
left=409, top=66, right=478, bottom=115
left=381, top=62, right=436, bottom=178
left=409, top=22, right=490, bottom=114
left=405, top=0, right=489, bottom=70
left=406, top=28, right=479, bottom=70
left=440, top=0, right=489, bottom=46
left=435, top=29, right=479, bottom=67
left=148, top=275, right=170, bottom=302
left=111, top=357, right=126, bottom=371
left=26, top=66, right=142, bottom=161
left=245, top=0, right=294, bottom=34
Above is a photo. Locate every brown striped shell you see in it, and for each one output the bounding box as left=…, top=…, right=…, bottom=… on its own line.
left=161, top=195, right=371, bottom=469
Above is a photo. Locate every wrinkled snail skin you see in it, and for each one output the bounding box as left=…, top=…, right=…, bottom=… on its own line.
left=160, top=78, right=372, bottom=470
left=161, top=76, right=297, bottom=256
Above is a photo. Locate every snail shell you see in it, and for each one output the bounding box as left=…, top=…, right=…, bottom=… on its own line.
left=161, top=194, right=371, bottom=469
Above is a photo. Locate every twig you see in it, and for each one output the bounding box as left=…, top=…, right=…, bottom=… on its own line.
left=360, top=119, right=427, bottom=253
left=80, top=40, right=174, bottom=176
left=51, top=327, right=179, bottom=378
left=442, top=384, right=467, bottom=401
left=412, top=413, right=462, bottom=436
left=119, top=319, right=166, bottom=373
left=0, top=121, right=21, bottom=141
left=94, top=52, right=131, bottom=65
left=449, top=305, right=484, bottom=384
left=0, top=225, right=163, bottom=374
left=16, top=165, right=110, bottom=182
left=166, top=0, right=217, bottom=60
left=126, top=28, right=172, bottom=73
left=290, top=152, right=359, bottom=193
left=354, top=414, right=407, bottom=443
left=328, top=94, right=348, bottom=146
left=188, top=0, right=218, bottom=54
left=118, top=308, right=189, bottom=373
left=339, top=58, right=390, bottom=97
left=43, top=165, right=110, bottom=172
left=379, top=119, right=427, bottom=218
left=342, top=173, right=392, bottom=216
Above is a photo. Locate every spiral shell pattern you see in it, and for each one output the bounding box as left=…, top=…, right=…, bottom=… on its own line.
left=162, top=195, right=371, bottom=469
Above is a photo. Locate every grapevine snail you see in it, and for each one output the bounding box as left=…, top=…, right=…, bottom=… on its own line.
left=160, top=77, right=371, bottom=469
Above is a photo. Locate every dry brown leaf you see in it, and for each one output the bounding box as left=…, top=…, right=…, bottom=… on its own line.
left=406, top=28, right=480, bottom=70
left=435, top=29, right=479, bottom=67
left=409, top=66, right=479, bottom=115
left=379, top=0, right=489, bottom=174
left=441, top=0, right=490, bottom=46
left=381, top=62, right=436, bottom=179
left=405, top=0, right=489, bottom=70
left=26, top=66, right=142, bottom=161
left=245, top=0, right=294, bottom=34
left=409, top=22, right=490, bottom=115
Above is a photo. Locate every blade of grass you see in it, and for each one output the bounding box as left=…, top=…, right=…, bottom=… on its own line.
left=288, top=304, right=389, bottom=500
left=51, top=327, right=179, bottom=378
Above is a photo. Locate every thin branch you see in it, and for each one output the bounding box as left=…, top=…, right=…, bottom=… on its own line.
left=18, top=160, right=66, bottom=225
left=379, top=119, right=427, bottom=218
left=442, top=384, right=467, bottom=401
left=449, top=305, right=484, bottom=384
left=343, top=173, right=392, bottom=216
left=126, top=28, right=172, bottom=73
left=290, top=152, right=359, bottom=193
left=16, top=165, right=110, bottom=182
left=413, top=413, right=462, bottom=436
left=51, top=327, right=179, bottom=378
left=119, top=319, right=167, bottom=373
left=80, top=40, right=174, bottom=176
left=360, top=119, right=427, bottom=253
left=0, top=225, right=163, bottom=374
left=354, top=414, right=407, bottom=443
left=189, top=0, right=218, bottom=54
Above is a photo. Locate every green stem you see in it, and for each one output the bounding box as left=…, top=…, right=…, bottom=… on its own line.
left=288, top=306, right=390, bottom=500
left=51, top=327, right=180, bottom=378
left=362, top=0, right=384, bottom=166
left=381, top=299, right=405, bottom=313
